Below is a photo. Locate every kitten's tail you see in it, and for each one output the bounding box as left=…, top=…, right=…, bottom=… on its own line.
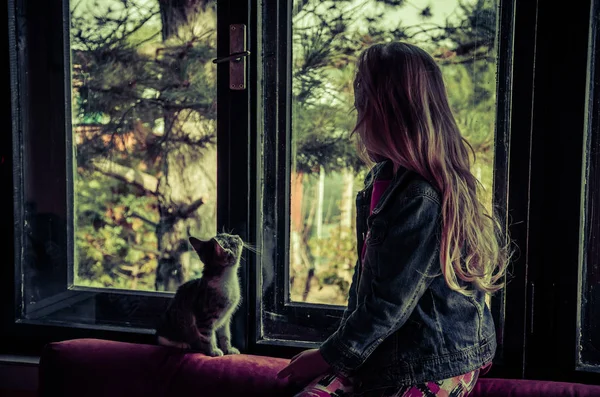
left=157, top=336, right=191, bottom=349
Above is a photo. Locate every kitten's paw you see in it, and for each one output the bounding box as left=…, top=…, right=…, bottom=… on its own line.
left=225, top=347, right=240, bottom=355
left=209, top=348, right=224, bottom=357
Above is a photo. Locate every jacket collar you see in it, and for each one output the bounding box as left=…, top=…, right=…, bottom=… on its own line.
left=365, top=159, right=414, bottom=216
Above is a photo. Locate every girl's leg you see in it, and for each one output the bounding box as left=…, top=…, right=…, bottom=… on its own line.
left=357, top=367, right=482, bottom=397
left=292, top=372, right=354, bottom=397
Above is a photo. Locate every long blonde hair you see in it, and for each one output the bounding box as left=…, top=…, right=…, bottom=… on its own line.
left=353, top=42, right=510, bottom=295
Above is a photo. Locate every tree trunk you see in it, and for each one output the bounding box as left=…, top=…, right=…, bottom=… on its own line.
left=474, top=164, right=482, bottom=182
left=315, top=166, right=325, bottom=240
left=159, top=0, right=212, bottom=40
left=154, top=2, right=217, bottom=291
left=154, top=142, right=217, bottom=291
left=290, top=171, right=304, bottom=290
left=302, top=167, right=325, bottom=301
left=339, top=168, right=354, bottom=239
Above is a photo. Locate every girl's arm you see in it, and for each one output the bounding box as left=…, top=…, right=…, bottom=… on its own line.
left=319, top=194, right=441, bottom=375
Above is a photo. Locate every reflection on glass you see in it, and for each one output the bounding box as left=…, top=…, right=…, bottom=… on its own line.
left=290, top=0, right=499, bottom=305
left=579, top=40, right=600, bottom=367
left=71, top=0, right=217, bottom=292
left=580, top=193, right=600, bottom=367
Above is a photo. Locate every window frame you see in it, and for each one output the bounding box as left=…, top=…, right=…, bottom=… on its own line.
left=578, top=0, right=600, bottom=375
left=254, top=0, right=528, bottom=368
left=491, top=0, right=539, bottom=380
left=2, top=0, right=252, bottom=355
left=255, top=0, right=346, bottom=349
left=2, top=0, right=600, bottom=385
left=524, top=0, right=600, bottom=384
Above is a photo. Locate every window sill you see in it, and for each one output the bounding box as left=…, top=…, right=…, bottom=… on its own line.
left=0, top=355, right=39, bottom=366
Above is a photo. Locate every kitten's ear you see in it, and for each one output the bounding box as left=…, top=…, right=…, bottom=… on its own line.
left=189, top=237, right=224, bottom=257
left=189, top=237, right=209, bottom=254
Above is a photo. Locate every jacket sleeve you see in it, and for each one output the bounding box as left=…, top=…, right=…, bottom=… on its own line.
left=320, top=194, right=441, bottom=375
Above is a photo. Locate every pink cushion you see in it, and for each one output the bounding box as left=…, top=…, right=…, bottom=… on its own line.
left=38, top=338, right=600, bottom=397
left=39, top=338, right=292, bottom=397
left=473, top=378, right=600, bottom=397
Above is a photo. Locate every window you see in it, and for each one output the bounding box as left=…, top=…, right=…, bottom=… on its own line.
left=71, top=0, right=218, bottom=293
left=579, top=0, right=600, bottom=371
left=289, top=0, right=500, bottom=306
left=8, top=0, right=250, bottom=345
left=521, top=0, right=598, bottom=382
left=258, top=0, right=512, bottom=348
left=5, top=0, right=600, bottom=385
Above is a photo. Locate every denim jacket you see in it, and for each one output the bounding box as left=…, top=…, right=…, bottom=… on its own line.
left=319, top=160, right=496, bottom=393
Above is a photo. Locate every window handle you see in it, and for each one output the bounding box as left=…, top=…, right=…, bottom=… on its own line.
left=211, top=24, right=248, bottom=90
left=212, top=51, right=251, bottom=64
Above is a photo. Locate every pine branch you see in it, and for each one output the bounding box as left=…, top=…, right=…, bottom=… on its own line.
left=454, top=39, right=490, bottom=56
left=168, top=133, right=216, bottom=148
left=130, top=211, right=159, bottom=227
left=176, top=198, right=204, bottom=219
left=128, top=243, right=161, bottom=256
left=144, top=99, right=214, bottom=112
left=90, top=158, right=158, bottom=194
left=86, top=87, right=215, bottom=114
left=436, top=55, right=495, bottom=65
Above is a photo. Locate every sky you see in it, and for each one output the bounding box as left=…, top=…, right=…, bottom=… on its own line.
left=387, top=0, right=464, bottom=25
left=292, top=0, right=469, bottom=31
left=70, top=0, right=482, bottom=55
left=71, top=0, right=469, bottom=31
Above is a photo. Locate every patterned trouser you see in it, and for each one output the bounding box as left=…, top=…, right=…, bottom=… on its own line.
left=292, top=367, right=482, bottom=397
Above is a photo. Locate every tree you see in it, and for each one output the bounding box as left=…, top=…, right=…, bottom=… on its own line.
left=72, top=0, right=218, bottom=291
left=71, top=0, right=499, bottom=299
left=288, top=0, right=499, bottom=303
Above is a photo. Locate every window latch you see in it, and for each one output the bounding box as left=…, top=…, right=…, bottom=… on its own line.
left=212, top=51, right=251, bottom=64
left=211, top=24, right=248, bottom=90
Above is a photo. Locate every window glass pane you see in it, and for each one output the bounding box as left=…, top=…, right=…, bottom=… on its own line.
left=17, top=0, right=218, bottom=330
left=290, top=0, right=500, bottom=305
left=71, top=0, right=217, bottom=292
left=579, top=6, right=600, bottom=368
left=580, top=129, right=600, bottom=368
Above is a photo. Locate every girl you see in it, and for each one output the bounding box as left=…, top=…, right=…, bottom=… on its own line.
left=277, top=42, right=510, bottom=396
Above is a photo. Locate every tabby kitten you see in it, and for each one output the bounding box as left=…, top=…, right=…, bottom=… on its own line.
left=156, top=233, right=243, bottom=356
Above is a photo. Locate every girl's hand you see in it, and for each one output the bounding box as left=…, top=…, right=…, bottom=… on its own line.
left=277, top=348, right=331, bottom=386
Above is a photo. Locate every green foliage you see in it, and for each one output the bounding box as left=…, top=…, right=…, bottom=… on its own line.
left=75, top=170, right=158, bottom=289
left=72, top=0, right=218, bottom=290
left=73, top=0, right=499, bottom=297
left=290, top=0, right=499, bottom=304
left=308, top=227, right=356, bottom=296
left=443, top=61, right=497, bottom=207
